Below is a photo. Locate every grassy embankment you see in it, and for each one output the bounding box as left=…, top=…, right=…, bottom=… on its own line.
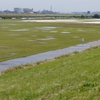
left=0, top=20, right=100, bottom=61
left=0, top=46, right=100, bottom=100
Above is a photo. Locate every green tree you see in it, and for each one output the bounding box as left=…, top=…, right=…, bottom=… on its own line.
left=93, top=14, right=100, bottom=18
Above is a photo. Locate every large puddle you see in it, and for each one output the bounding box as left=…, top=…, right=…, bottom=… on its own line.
left=10, top=28, right=29, bottom=32
left=37, top=36, right=55, bottom=40
left=0, top=40, right=100, bottom=71
left=36, top=26, right=57, bottom=30
left=0, top=46, right=11, bottom=49
left=61, top=31, right=70, bottom=34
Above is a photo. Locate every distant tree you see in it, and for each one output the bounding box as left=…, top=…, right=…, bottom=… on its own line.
left=80, top=15, right=85, bottom=19
left=93, top=14, right=100, bottom=18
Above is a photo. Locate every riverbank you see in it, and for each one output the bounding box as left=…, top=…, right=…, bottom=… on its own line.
left=0, top=44, right=100, bottom=100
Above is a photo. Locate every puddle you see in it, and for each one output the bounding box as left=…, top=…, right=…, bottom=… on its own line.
left=12, top=18, right=16, bottom=19
left=10, top=29, right=29, bottom=32
left=32, top=35, right=37, bottom=37
left=7, top=24, right=17, bottom=25
left=21, top=18, right=27, bottom=20
left=89, top=30, right=95, bottom=32
left=1, top=27, right=8, bottom=29
left=43, top=26, right=56, bottom=29
left=27, top=40, right=35, bottom=42
left=10, top=53, right=18, bottom=56
left=61, top=31, right=70, bottom=34
left=77, top=30, right=85, bottom=31
left=0, top=46, right=10, bottom=49
left=46, top=36, right=54, bottom=38
left=36, top=26, right=57, bottom=30
left=37, top=36, right=55, bottom=40
left=42, top=30, right=48, bottom=32
left=10, top=34, right=21, bottom=36
left=69, top=28, right=73, bottom=30
left=73, top=36, right=80, bottom=38
left=77, top=28, right=85, bottom=31
left=38, top=42, right=47, bottom=44
left=33, top=30, right=38, bottom=32
left=50, top=31, right=58, bottom=33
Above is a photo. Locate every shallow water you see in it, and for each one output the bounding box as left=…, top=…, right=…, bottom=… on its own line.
left=1, top=27, right=8, bottom=29
left=0, top=46, right=11, bottom=49
left=10, top=34, right=21, bottom=36
left=0, top=40, right=100, bottom=71
left=61, top=32, right=70, bottom=34
left=50, top=31, right=57, bottom=33
left=73, top=36, right=80, bottom=38
left=27, top=40, right=35, bottom=42
left=36, top=26, right=57, bottom=30
left=38, top=42, right=47, bottom=44
left=37, top=36, right=55, bottom=40
left=10, top=29, right=29, bottom=32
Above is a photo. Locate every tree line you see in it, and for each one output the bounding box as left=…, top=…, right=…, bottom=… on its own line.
left=0, top=14, right=100, bottom=19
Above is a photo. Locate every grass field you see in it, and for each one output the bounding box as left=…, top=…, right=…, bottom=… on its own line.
left=0, top=19, right=100, bottom=61
left=0, top=46, right=100, bottom=100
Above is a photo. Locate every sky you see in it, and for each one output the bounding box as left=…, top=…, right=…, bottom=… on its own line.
left=0, top=0, right=100, bottom=12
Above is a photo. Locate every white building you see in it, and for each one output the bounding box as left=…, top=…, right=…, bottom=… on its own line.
left=14, top=8, right=23, bottom=13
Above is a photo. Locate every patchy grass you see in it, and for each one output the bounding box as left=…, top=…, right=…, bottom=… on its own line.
left=0, top=20, right=100, bottom=61
left=0, top=46, right=100, bottom=100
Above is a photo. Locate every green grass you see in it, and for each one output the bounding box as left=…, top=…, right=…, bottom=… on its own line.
left=0, top=19, right=100, bottom=61
left=0, top=46, right=100, bottom=100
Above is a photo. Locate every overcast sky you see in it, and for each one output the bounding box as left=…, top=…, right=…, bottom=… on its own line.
left=0, top=0, right=100, bottom=12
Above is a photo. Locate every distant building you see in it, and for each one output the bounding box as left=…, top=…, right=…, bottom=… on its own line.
left=4, top=10, right=11, bottom=13
left=92, top=12, right=100, bottom=14
left=14, top=8, right=23, bottom=13
left=87, top=11, right=90, bottom=14
left=23, top=8, right=33, bottom=13
left=72, top=12, right=86, bottom=14
left=41, top=10, right=54, bottom=14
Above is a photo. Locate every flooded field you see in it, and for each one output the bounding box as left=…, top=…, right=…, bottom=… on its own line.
left=0, top=19, right=100, bottom=62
